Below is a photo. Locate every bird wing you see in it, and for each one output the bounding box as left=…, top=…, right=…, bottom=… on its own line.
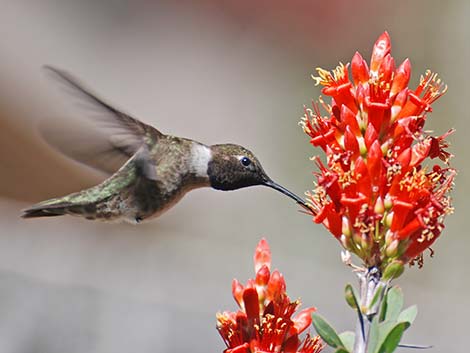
left=40, top=66, right=163, bottom=175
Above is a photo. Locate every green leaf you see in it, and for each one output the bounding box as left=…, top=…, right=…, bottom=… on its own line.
left=369, top=283, right=386, bottom=312
left=378, top=321, right=399, bottom=350
left=345, top=284, right=359, bottom=310
left=384, top=286, right=404, bottom=322
left=397, top=305, right=418, bottom=327
left=312, top=312, right=343, bottom=348
left=367, top=317, right=380, bottom=353
left=369, top=320, right=404, bottom=353
left=334, top=348, right=350, bottom=353
left=379, top=292, right=388, bottom=322
left=378, top=322, right=407, bottom=353
left=367, top=321, right=396, bottom=353
left=339, top=331, right=355, bottom=352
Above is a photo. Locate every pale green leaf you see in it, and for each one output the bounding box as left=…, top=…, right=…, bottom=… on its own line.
left=312, top=312, right=343, bottom=348
left=397, top=305, right=418, bottom=327
left=367, top=317, right=380, bottom=353
left=384, top=286, right=404, bottom=322
left=339, top=331, right=355, bottom=352
left=334, top=348, right=350, bottom=353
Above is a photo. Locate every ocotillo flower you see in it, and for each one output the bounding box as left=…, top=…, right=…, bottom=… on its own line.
left=216, top=238, right=323, bottom=353
left=300, top=32, right=455, bottom=271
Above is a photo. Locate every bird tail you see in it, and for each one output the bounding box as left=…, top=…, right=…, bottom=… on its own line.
left=20, top=180, right=115, bottom=220
left=21, top=155, right=139, bottom=221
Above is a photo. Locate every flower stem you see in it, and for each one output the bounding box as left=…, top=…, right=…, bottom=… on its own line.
left=353, top=267, right=383, bottom=353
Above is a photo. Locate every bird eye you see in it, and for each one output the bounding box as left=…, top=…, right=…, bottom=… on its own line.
left=240, top=156, right=251, bottom=167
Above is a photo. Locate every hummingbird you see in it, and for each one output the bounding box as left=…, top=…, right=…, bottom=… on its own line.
left=22, top=66, right=308, bottom=223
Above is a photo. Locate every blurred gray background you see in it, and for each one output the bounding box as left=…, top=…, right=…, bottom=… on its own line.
left=0, top=1, right=467, bottom=352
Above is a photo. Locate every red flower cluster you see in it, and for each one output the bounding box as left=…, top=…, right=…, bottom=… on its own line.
left=301, top=32, right=455, bottom=268
left=217, top=239, right=323, bottom=353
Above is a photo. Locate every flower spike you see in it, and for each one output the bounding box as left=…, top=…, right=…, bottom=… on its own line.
left=217, top=239, right=324, bottom=353
left=301, top=32, right=455, bottom=270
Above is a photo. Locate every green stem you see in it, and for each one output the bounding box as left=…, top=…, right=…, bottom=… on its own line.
left=353, top=267, right=383, bottom=353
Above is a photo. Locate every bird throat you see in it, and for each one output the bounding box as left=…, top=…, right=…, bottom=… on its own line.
left=190, top=143, right=212, bottom=178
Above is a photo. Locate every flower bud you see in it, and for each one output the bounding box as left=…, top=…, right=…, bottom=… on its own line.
left=353, top=231, right=363, bottom=249
left=342, top=216, right=352, bottom=238
left=384, top=196, right=393, bottom=211
left=254, top=238, right=271, bottom=273
left=361, top=234, right=371, bottom=252
left=358, top=136, right=367, bottom=156
left=374, top=196, right=385, bottom=215
left=340, top=234, right=351, bottom=251
left=344, top=284, right=358, bottom=309
left=385, top=229, right=394, bottom=245
left=232, top=279, right=244, bottom=308
left=341, top=250, right=352, bottom=265
left=382, top=260, right=405, bottom=280
left=255, top=265, right=270, bottom=286
left=385, top=239, right=399, bottom=258
left=385, top=211, right=393, bottom=228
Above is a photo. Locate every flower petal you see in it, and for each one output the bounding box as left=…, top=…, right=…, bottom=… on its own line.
left=254, top=238, right=271, bottom=273
left=370, top=31, right=391, bottom=76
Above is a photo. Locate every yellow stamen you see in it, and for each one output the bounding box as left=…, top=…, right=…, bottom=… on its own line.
left=312, top=63, right=348, bottom=87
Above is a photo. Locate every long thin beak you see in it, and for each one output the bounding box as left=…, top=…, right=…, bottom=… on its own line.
left=263, top=179, right=310, bottom=211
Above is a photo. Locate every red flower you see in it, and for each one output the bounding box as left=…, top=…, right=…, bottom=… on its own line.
left=301, top=32, right=455, bottom=269
left=217, top=239, right=323, bottom=353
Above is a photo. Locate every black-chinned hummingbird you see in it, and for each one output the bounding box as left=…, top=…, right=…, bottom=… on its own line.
left=22, top=67, right=308, bottom=223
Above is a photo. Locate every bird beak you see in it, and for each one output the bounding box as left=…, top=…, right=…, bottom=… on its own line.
left=263, top=179, right=310, bottom=211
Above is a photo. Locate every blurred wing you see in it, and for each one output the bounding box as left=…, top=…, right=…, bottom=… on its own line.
left=40, top=66, right=162, bottom=175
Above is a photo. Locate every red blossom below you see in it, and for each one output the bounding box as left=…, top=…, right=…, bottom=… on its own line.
left=301, top=31, right=455, bottom=268
left=217, top=239, right=323, bottom=353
